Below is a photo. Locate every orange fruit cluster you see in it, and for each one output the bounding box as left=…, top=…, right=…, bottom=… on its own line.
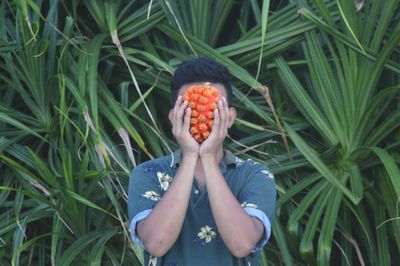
left=183, top=84, right=220, bottom=143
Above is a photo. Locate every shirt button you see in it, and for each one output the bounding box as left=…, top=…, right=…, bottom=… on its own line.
left=194, top=189, right=199, bottom=194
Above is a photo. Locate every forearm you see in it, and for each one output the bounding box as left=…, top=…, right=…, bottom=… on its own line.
left=138, top=155, right=197, bottom=256
left=202, top=157, right=263, bottom=257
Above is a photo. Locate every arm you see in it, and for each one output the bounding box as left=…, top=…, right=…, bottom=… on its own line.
left=136, top=96, right=199, bottom=257
left=198, top=97, right=265, bottom=257
left=201, top=156, right=264, bottom=258
left=137, top=154, right=197, bottom=257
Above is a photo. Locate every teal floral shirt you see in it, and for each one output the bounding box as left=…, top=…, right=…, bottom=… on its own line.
left=128, top=149, right=276, bottom=266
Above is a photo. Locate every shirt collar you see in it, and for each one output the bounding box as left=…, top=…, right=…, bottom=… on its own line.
left=169, top=149, right=239, bottom=169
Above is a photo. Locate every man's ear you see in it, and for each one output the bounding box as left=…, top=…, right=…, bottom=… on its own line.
left=228, top=107, right=237, bottom=128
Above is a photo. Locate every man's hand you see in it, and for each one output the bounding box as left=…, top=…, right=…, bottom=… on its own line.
left=137, top=95, right=200, bottom=256
left=171, top=95, right=199, bottom=158
left=199, top=97, right=229, bottom=158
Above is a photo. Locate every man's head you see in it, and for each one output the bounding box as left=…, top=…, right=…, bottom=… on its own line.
left=169, top=57, right=237, bottom=135
left=170, top=57, right=233, bottom=107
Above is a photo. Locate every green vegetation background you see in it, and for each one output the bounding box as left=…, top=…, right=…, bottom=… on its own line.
left=0, top=0, right=399, bottom=265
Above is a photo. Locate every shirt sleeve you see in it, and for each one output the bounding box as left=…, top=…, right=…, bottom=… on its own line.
left=128, top=164, right=164, bottom=248
left=238, top=163, right=276, bottom=253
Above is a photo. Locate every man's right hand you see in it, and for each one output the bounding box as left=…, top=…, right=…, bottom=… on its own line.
left=137, top=96, right=199, bottom=256
left=171, top=95, right=199, bottom=157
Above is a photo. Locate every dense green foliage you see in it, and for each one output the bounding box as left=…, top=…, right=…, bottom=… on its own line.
left=1, top=0, right=399, bottom=265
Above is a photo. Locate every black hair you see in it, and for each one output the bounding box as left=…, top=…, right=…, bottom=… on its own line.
left=170, top=57, right=233, bottom=107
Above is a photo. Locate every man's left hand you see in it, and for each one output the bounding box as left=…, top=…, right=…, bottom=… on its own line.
left=199, top=97, right=229, bottom=158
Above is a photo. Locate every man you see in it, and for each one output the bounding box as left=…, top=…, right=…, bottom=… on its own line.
left=128, top=57, right=276, bottom=266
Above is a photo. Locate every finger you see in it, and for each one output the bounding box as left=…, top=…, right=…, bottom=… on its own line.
left=172, top=95, right=182, bottom=127
left=173, top=95, right=183, bottom=115
left=217, top=99, right=225, bottom=136
left=176, top=100, right=188, bottom=134
left=218, top=99, right=225, bottom=121
left=173, top=95, right=182, bottom=118
left=223, top=97, right=230, bottom=130
left=173, top=96, right=183, bottom=131
left=212, top=108, right=220, bottom=136
left=183, top=107, right=191, bottom=133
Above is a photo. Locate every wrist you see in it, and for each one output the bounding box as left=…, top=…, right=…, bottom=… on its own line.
left=182, top=152, right=199, bottom=161
left=199, top=153, right=218, bottom=162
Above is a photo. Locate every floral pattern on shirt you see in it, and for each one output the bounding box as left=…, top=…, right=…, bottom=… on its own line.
left=261, top=169, right=274, bottom=179
left=247, top=158, right=259, bottom=165
left=235, top=157, right=245, bottom=167
left=195, top=225, right=218, bottom=244
left=148, top=255, right=157, bottom=266
left=235, top=157, right=262, bottom=168
left=142, top=191, right=161, bottom=201
left=157, top=171, right=173, bottom=191
left=241, top=201, right=259, bottom=209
